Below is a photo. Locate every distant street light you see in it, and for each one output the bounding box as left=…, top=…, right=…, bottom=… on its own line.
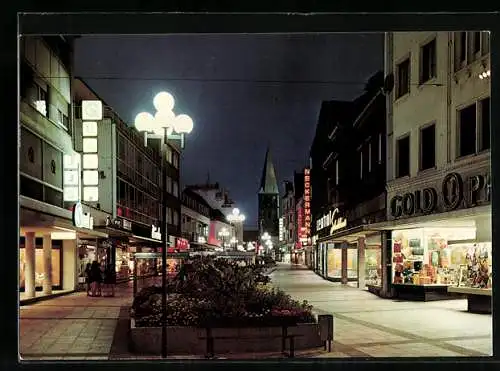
left=134, top=91, right=193, bottom=359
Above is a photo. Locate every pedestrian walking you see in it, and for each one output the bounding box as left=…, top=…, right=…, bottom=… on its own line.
left=89, top=261, right=102, bottom=297
left=85, top=263, right=92, bottom=296
left=102, top=264, right=116, bottom=297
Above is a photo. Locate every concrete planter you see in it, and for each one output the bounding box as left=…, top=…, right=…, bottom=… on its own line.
left=129, top=318, right=323, bottom=355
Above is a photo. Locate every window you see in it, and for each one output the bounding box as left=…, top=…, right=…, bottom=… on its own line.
left=479, top=97, right=490, bottom=151
left=420, top=39, right=437, bottom=83
left=473, top=32, right=481, bottom=55
left=173, top=211, right=179, bottom=226
left=172, top=151, right=179, bottom=169
left=481, top=32, right=490, bottom=55
left=173, top=181, right=179, bottom=197
left=419, top=124, right=436, bottom=171
left=335, top=160, right=339, bottom=185
left=378, top=133, right=382, bottom=164
left=396, top=58, right=410, bottom=98
left=359, top=149, right=363, bottom=179
left=32, top=83, right=48, bottom=117
left=367, top=142, right=372, bottom=172
left=396, top=135, right=410, bottom=178
left=458, top=103, right=477, bottom=157
left=166, top=176, right=172, bottom=194
left=56, top=109, right=69, bottom=129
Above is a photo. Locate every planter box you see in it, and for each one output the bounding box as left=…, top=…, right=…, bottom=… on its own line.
left=129, top=318, right=323, bottom=355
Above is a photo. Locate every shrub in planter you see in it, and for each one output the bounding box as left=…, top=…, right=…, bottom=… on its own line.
left=131, top=256, right=316, bottom=327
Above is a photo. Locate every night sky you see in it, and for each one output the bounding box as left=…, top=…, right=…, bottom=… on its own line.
left=74, top=33, right=383, bottom=228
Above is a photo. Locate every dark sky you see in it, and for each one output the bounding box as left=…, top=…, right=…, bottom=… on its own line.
left=74, top=33, right=383, bottom=228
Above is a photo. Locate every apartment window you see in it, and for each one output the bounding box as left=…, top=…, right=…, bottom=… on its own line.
left=479, top=97, right=490, bottom=151
left=172, top=152, right=179, bottom=169
left=335, top=160, right=339, bottom=185
left=420, top=39, right=437, bottom=83
left=57, top=109, right=69, bottom=129
left=473, top=32, right=481, bottom=55
left=481, top=32, right=490, bottom=55
left=458, top=103, right=477, bottom=157
left=166, top=176, right=172, bottom=194
left=173, top=181, right=179, bottom=197
left=419, top=124, right=436, bottom=171
left=396, top=135, right=410, bottom=178
left=173, top=211, right=179, bottom=226
left=32, top=83, right=48, bottom=117
left=396, top=58, right=410, bottom=98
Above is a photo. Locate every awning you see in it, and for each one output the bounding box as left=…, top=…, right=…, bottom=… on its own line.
left=317, top=224, right=381, bottom=243
left=129, top=235, right=164, bottom=244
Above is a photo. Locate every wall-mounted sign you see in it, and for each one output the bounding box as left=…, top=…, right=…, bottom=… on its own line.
left=63, top=153, right=81, bottom=202
left=72, top=202, right=93, bottom=229
left=279, top=217, right=284, bottom=241
left=176, top=238, right=190, bottom=250
left=151, top=225, right=162, bottom=240
left=106, top=216, right=132, bottom=231
left=316, top=208, right=347, bottom=235
left=82, top=100, right=103, bottom=121
left=390, top=171, right=490, bottom=219
left=304, top=168, right=311, bottom=238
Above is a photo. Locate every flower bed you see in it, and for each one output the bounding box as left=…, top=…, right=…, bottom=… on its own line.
left=131, top=256, right=316, bottom=328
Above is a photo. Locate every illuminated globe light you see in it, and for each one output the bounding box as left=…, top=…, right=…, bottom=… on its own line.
left=173, top=114, right=194, bottom=134
left=232, top=208, right=240, bottom=216
left=153, top=92, right=175, bottom=113
left=239, top=214, right=246, bottom=222
left=134, top=112, right=155, bottom=132
left=155, top=110, right=176, bottom=128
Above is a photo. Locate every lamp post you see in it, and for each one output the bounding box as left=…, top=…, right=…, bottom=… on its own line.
left=218, top=227, right=230, bottom=250
left=227, top=208, right=245, bottom=251
left=134, top=91, right=193, bottom=359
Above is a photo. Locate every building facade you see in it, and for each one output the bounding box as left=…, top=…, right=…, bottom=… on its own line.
left=258, top=147, right=280, bottom=257
left=181, top=187, right=211, bottom=249
left=383, top=31, right=491, bottom=301
left=281, top=180, right=295, bottom=262
left=311, top=71, right=387, bottom=289
left=73, top=78, right=183, bottom=281
left=19, top=36, right=107, bottom=300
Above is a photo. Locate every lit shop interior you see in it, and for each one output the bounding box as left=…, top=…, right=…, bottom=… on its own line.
left=391, top=218, right=492, bottom=301
left=317, top=232, right=383, bottom=288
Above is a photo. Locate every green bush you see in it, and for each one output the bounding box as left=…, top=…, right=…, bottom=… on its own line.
left=131, top=256, right=316, bottom=327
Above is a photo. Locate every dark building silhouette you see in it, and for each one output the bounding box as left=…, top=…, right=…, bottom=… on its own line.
left=257, top=147, right=280, bottom=242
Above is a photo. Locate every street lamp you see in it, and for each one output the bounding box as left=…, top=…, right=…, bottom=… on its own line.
left=134, top=91, right=193, bottom=359
left=218, top=227, right=230, bottom=249
left=227, top=208, right=245, bottom=251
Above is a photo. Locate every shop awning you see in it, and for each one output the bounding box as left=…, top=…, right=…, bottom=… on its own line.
left=129, top=235, right=164, bottom=244
left=94, top=226, right=133, bottom=238
left=317, top=224, right=381, bottom=243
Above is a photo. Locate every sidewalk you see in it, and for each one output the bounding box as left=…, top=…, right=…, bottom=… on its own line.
left=20, top=277, right=160, bottom=361
left=269, top=263, right=493, bottom=357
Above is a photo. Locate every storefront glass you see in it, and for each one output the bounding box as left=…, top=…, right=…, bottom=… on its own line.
left=347, top=248, right=358, bottom=279
left=318, top=243, right=325, bottom=275
left=327, top=245, right=341, bottom=278
left=391, top=227, right=486, bottom=286
left=19, top=247, right=61, bottom=288
left=364, top=234, right=382, bottom=287
left=116, top=247, right=132, bottom=280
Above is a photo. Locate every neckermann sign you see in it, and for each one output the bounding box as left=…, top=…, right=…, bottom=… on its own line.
left=316, top=208, right=347, bottom=236
left=389, top=170, right=490, bottom=220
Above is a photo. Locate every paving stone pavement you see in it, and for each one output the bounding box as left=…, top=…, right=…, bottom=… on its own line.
left=20, top=266, right=493, bottom=360
left=19, top=277, right=161, bottom=361
left=269, top=263, right=493, bottom=358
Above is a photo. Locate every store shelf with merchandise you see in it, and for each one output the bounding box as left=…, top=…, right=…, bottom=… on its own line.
left=390, top=226, right=490, bottom=301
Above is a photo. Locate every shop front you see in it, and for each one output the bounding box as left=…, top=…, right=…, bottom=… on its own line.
left=385, top=163, right=491, bottom=302
left=315, top=206, right=385, bottom=290
left=20, top=199, right=108, bottom=300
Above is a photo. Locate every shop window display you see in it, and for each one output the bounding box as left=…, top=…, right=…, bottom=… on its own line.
left=455, top=243, right=492, bottom=289
left=19, top=248, right=61, bottom=288
left=347, top=248, right=358, bottom=279
left=365, top=247, right=382, bottom=287
left=327, top=246, right=341, bottom=278
left=392, top=227, right=484, bottom=286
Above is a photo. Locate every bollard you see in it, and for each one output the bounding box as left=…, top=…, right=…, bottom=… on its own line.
left=318, top=314, right=334, bottom=352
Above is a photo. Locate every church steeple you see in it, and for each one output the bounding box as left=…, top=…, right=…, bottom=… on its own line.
left=259, top=147, right=279, bottom=194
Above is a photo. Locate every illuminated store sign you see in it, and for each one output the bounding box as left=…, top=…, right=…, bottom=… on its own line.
left=316, top=208, right=347, bottom=235
left=151, top=225, right=162, bottom=240
left=390, top=172, right=491, bottom=219
left=63, top=153, right=81, bottom=202
left=72, top=202, right=93, bottom=230
left=279, top=217, right=284, bottom=241
left=304, top=168, right=311, bottom=239
left=81, top=100, right=103, bottom=203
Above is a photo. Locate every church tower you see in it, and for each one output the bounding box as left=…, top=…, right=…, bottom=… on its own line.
left=258, top=147, right=280, bottom=242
